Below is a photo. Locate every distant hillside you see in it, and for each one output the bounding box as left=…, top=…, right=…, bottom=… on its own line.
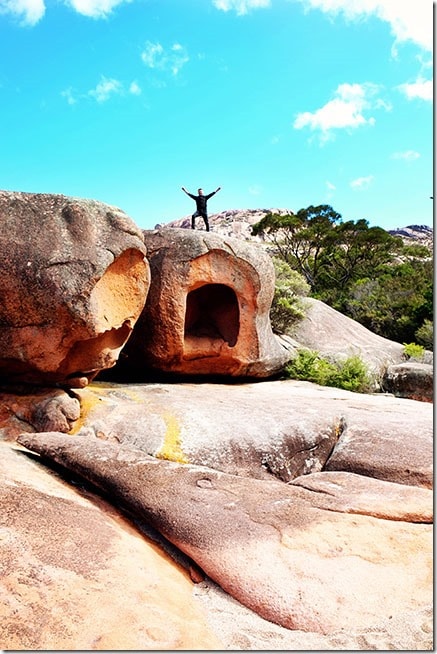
left=157, top=210, right=433, bottom=251
left=155, top=208, right=292, bottom=243
left=388, top=224, right=433, bottom=251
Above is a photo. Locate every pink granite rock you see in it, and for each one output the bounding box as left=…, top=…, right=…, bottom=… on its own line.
left=16, top=431, right=433, bottom=637
left=0, top=191, right=150, bottom=387
left=123, top=228, right=290, bottom=378
left=0, top=441, right=224, bottom=650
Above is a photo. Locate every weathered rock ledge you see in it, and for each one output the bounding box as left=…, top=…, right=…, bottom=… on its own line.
left=0, top=379, right=433, bottom=650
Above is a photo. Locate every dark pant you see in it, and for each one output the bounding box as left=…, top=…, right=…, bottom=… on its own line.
left=192, top=211, right=209, bottom=231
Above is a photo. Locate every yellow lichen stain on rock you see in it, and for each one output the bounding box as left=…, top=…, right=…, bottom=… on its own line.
left=68, top=383, right=148, bottom=436
left=69, top=388, right=105, bottom=435
left=335, top=417, right=346, bottom=439
left=90, top=381, right=146, bottom=404
left=156, top=413, right=188, bottom=464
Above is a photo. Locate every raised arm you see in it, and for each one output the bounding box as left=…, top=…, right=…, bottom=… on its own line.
left=182, top=187, right=196, bottom=200
left=205, top=187, right=221, bottom=200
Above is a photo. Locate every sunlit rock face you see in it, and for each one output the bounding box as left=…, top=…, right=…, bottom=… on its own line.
left=15, top=430, right=434, bottom=638
left=0, top=191, right=150, bottom=388
left=0, top=441, right=224, bottom=651
left=124, top=228, right=290, bottom=378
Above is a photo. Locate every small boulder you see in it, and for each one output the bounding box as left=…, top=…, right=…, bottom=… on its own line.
left=382, top=361, right=433, bottom=402
left=0, top=386, right=80, bottom=440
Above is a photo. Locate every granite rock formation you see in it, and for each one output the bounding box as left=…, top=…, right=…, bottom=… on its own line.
left=0, top=441, right=224, bottom=650
left=15, top=431, right=433, bottom=637
left=0, top=196, right=433, bottom=650
left=284, top=297, right=433, bottom=401
left=0, top=191, right=150, bottom=388
left=122, top=228, right=290, bottom=378
left=382, top=361, right=433, bottom=402
left=288, top=297, right=406, bottom=372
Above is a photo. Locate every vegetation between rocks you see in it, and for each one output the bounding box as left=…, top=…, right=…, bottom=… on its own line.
left=283, top=349, right=374, bottom=394
left=402, top=342, right=426, bottom=361
left=269, top=256, right=310, bottom=332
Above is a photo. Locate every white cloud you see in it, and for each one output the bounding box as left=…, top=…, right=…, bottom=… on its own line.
left=61, top=87, right=77, bottom=105
left=0, top=0, right=45, bottom=25
left=397, top=78, right=433, bottom=102
left=66, top=0, right=130, bottom=18
left=129, top=81, right=141, bottom=95
left=326, top=181, right=336, bottom=191
left=141, top=42, right=164, bottom=68
left=350, top=175, right=374, bottom=190
left=391, top=150, right=420, bottom=161
left=141, top=41, right=189, bottom=76
left=89, top=76, right=122, bottom=102
left=1, top=0, right=132, bottom=23
left=213, top=0, right=270, bottom=15
left=293, top=82, right=386, bottom=142
left=62, top=77, right=141, bottom=104
left=292, top=0, right=432, bottom=53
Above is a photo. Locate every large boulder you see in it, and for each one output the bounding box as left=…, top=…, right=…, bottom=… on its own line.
left=290, top=297, right=406, bottom=372
left=122, top=228, right=290, bottom=378
left=0, top=191, right=150, bottom=388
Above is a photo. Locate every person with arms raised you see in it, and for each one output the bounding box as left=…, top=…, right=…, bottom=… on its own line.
left=181, top=186, right=221, bottom=232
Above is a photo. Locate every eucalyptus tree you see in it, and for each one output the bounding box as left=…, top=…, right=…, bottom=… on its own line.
left=252, top=205, right=402, bottom=299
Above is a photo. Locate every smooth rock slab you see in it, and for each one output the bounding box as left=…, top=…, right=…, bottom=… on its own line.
left=0, top=442, right=224, bottom=650
left=69, top=380, right=342, bottom=482
left=67, top=379, right=433, bottom=488
left=17, top=432, right=433, bottom=637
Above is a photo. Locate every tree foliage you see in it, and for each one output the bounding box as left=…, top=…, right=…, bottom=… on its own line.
left=415, top=319, right=433, bottom=350
left=269, top=257, right=310, bottom=334
left=344, top=259, right=433, bottom=343
left=254, top=205, right=432, bottom=346
left=252, top=205, right=343, bottom=287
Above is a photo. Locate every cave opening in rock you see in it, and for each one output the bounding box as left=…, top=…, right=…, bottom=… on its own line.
left=184, top=284, right=240, bottom=347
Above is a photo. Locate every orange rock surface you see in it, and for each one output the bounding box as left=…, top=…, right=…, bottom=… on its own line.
left=124, top=228, right=289, bottom=377
left=0, top=191, right=150, bottom=387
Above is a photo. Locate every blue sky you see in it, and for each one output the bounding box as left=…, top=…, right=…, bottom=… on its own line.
left=0, top=0, right=433, bottom=231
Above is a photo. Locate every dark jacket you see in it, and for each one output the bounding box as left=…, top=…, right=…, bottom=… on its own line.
left=187, top=191, right=217, bottom=214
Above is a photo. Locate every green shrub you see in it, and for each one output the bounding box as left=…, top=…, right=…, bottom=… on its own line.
left=415, top=320, right=433, bottom=351
left=284, top=349, right=373, bottom=393
left=402, top=342, right=425, bottom=361
left=270, top=257, right=310, bottom=333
